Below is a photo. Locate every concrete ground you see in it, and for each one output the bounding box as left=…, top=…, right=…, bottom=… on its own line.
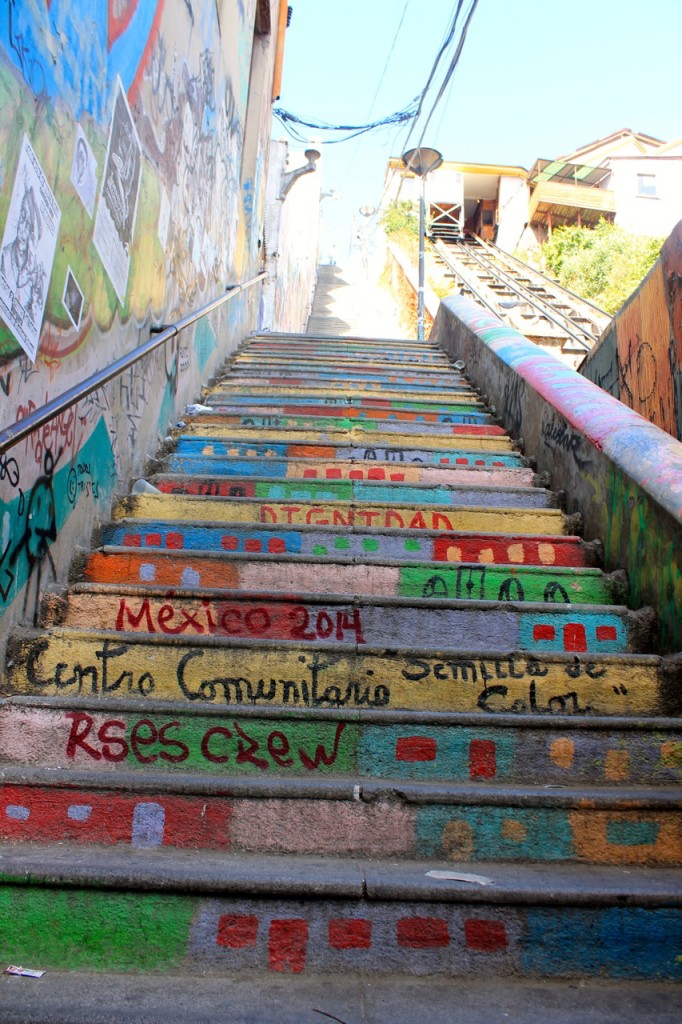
left=0, top=971, right=679, bottom=1023
left=306, top=252, right=410, bottom=339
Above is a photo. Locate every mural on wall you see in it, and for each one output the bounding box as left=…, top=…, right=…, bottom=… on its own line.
left=0, top=0, right=266, bottom=637
left=580, top=219, right=682, bottom=442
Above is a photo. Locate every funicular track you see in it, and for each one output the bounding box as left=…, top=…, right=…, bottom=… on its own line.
left=431, top=234, right=611, bottom=366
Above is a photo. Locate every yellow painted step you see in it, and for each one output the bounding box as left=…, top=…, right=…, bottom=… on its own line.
left=181, top=423, right=513, bottom=451
left=6, top=629, right=671, bottom=717
left=113, top=493, right=568, bottom=535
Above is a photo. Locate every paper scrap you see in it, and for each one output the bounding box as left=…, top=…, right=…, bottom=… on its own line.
left=425, top=870, right=493, bottom=885
left=5, top=965, right=45, bottom=978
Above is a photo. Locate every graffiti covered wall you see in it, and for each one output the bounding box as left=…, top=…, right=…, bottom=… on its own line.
left=432, top=296, right=682, bottom=653
left=0, top=1, right=279, bottom=652
left=579, top=218, right=682, bottom=442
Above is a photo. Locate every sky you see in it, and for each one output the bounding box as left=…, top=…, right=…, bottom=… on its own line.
left=276, top=0, right=682, bottom=257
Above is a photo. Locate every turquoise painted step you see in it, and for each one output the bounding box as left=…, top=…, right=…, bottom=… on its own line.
left=173, top=438, right=524, bottom=468
left=151, top=474, right=555, bottom=509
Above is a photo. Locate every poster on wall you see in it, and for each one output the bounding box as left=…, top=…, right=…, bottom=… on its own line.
left=157, top=185, right=170, bottom=249
left=70, top=125, right=98, bottom=219
left=62, top=266, right=84, bottom=330
left=0, top=134, right=61, bottom=362
left=93, top=77, right=142, bottom=305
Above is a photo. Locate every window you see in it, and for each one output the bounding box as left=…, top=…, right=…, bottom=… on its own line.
left=637, top=174, right=657, bottom=197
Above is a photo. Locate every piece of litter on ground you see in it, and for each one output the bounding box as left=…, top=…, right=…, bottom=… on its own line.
left=426, top=870, right=493, bottom=885
left=5, top=966, right=45, bottom=978
left=186, top=403, right=213, bottom=415
left=131, top=479, right=161, bottom=495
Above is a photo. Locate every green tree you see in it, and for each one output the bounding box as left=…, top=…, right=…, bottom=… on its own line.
left=531, top=220, right=664, bottom=314
left=381, top=199, right=419, bottom=236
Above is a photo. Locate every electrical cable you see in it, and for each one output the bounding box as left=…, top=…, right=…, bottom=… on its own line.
left=272, top=97, right=420, bottom=145
left=339, top=0, right=413, bottom=191
left=414, top=0, right=479, bottom=146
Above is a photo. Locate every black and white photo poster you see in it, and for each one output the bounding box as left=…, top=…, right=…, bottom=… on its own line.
left=93, top=77, right=142, bottom=305
left=62, top=266, right=84, bottom=330
left=70, top=125, right=98, bottom=219
left=0, top=135, right=61, bottom=362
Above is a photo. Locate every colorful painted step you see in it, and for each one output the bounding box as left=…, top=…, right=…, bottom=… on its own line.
left=95, top=523, right=596, bottom=565
left=112, top=493, right=572, bottom=534
left=4, top=703, right=680, bottom=787
left=50, top=589, right=650, bottom=655
left=161, top=454, right=537, bottom=487
left=77, top=557, right=625, bottom=606
left=6, top=630, right=676, bottom=716
left=2, top=328, right=680, bottom=986
left=0, top=775, right=680, bottom=865
left=150, top=473, right=557, bottom=510
left=0, top=850, right=678, bottom=979
left=174, top=436, right=525, bottom=468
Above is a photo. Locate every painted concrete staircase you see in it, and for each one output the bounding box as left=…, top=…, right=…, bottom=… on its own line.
left=1, top=331, right=681, bottom=983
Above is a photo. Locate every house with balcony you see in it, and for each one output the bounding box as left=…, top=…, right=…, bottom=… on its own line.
left=530, top=129, right=682, bottom=241
left=384, top=129, right=682, bottom=254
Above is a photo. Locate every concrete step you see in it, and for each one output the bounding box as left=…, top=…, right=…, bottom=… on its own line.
left=73, top=556, right=627, bottom=605
left=161, top=453, right=537, bottom=487
left=208, top=383, right=477, bottom=401
left=235, top=333, right=448, bottom=351
left=112, top=493, right=572, bottom=535
left=47, top=590, right=651, bottom=655
left=6, top=630, right=680, bottom=716
left=228, top=362, right=465, bottom=381
left=215, top=373, right=469, bottom=391
left=1, top=971, right=678, bottom=1023
left=149, top=473, right=557, bottom=510
left=202, top=392, right=487, bottom=413
left=196, top=410, right=496, bottom=428
left=188, top=415, right=507, bottom=437
left=174, top=435, right=525, bottom=468
left=0, top=846, right=679, bottom=980
left=0, top=769, right=680, bottom=865
left=96, top=521, right=597, bottom=565
left=206, top=406, right=494, bottom=427
left=4, top=701, right=680, bottom=787
left=179, top=423, right=514, bottom=450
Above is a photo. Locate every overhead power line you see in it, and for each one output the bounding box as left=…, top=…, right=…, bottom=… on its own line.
left=273, top=0, right=480, bottom=208
left=272, top=98, right=421, bottom=145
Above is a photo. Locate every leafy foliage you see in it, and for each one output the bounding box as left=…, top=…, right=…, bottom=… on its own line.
left=381, top=199, right=419, bottom=236
left=526, top=221, right=664, bottom=314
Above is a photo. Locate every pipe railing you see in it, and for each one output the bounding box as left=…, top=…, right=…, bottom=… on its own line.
left=0, top=272, right=266, bottom=454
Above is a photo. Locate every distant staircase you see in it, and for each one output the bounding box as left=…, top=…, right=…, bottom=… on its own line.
left=431, top=236, right=611, bottom=366
left=1, top=329, right=680, bottom=982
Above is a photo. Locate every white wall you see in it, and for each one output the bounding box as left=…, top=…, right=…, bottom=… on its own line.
left=496, top=175, right=532, bottom=252
left=261, top=141, right=321, bottom=332
left=609, top=157, right=682, bottom=237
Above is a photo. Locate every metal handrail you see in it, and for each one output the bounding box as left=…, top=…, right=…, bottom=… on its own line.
left=0, top=272, right=267, bottom=454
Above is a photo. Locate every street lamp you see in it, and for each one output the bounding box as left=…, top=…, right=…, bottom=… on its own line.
left=357, top=206, right=377, bottom=271
left=401, top=147, right=443, bottom=340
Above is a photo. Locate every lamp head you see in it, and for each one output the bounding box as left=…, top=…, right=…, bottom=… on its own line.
left=401, top=147, right=443, bottom=177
